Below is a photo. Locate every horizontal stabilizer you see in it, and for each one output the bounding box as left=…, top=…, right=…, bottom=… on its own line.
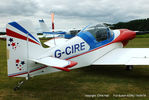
left=30, top=57, right=77, bottom=72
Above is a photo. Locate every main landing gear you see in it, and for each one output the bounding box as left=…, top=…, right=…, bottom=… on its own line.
left=125, top=65, right=133, bottom=71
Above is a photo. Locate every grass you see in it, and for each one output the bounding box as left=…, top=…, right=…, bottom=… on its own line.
left=136, top=34, right=149, bottom=38
left=0, top=38, right=149, bottom=100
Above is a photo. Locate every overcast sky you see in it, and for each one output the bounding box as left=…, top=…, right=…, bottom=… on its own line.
left=0, top=0, right=149, bottom=32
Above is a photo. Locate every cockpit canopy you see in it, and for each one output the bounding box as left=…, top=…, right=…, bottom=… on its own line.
left=82, top=24, right=113, bottom=42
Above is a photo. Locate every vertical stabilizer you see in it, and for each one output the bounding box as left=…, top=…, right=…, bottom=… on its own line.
left=39, top=19, right=50, bottom=33
left=6, top=20, right=46, bottom=77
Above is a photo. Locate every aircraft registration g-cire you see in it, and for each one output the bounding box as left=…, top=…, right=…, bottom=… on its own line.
left=6, top=20, right=149, bottom=90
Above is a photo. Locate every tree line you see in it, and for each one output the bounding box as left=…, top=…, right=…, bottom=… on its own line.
left=110, top=18, right=149, bottom=31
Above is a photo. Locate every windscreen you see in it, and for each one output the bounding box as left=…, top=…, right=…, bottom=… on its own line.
left=83, top=24, right=112, bottom=42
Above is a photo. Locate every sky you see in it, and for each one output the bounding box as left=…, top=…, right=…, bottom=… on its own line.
left=0, top=0, right=149, bottom=32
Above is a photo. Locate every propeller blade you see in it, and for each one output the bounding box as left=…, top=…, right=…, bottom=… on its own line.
left=136, top=31, right=149, bottom=35
left=51, top=13, right=54, bottom=32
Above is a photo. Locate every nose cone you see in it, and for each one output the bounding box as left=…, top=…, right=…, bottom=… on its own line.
left=114, top=29, right=136, bottom=43
left=121, top=29, right=136, bottom=40
left=112, top=29, right=136, bottom=47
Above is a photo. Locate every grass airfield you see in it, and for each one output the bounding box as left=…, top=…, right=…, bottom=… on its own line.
left=0, top=38, right=149, bottom=100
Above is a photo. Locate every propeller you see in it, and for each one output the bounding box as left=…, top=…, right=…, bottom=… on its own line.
left=51, top=13, right=54, bottom=32
left=135, top=31, right=149, bottom=35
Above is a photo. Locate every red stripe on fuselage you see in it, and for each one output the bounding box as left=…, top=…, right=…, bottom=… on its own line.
left=66, top=42, right=113, bottom=60
left=8, top=72, right=28, bottom=77
left=6, top=29, right=40, bottom=45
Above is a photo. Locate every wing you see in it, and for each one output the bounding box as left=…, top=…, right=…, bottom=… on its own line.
left=92, top=48, right=149, bottom=65
left=44, top=37, right=68, bottom=47
left=30, top=57, right=77, bottom=72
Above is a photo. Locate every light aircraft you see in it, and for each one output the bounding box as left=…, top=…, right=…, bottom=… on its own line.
left=38, top=19, right=66, bottom=38
left=38, top=13, right=67, bottom=38
left=6, top=20, right=149, bottom=90
left=39, top=13, right=79, bottom=39
left=39, top=19, right=79, bottom=39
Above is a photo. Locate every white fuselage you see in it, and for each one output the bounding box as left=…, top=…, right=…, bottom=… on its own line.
left=22, top=29, right=123, bottom=77
left=48, top=35, right=123, bottom=69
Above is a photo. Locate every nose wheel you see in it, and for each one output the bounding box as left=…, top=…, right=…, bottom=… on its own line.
left=126, top=65, right=133, bottom=71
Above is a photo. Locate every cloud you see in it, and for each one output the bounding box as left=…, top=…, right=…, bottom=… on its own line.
left=0, top=0, right=149, bottom=32
left=39, top=0, right=149, bottom=23
left=0, top=0, right=39, bottom=16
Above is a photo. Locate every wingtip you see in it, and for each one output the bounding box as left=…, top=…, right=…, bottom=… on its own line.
left=52, top=66, right=71, bottom=72
left=65, top=61, right=78, bottom=68
left=52, top=61, right=78, bottom=72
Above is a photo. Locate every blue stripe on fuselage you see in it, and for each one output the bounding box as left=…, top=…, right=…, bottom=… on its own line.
left=77, top=31, right=114, bottom=50
left=64, top=32, right=115, bottom=60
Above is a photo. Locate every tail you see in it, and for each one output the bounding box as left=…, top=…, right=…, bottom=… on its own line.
left=39, top=19, right=50, bottom=33
left=6, top=20, right=47, bottom=78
